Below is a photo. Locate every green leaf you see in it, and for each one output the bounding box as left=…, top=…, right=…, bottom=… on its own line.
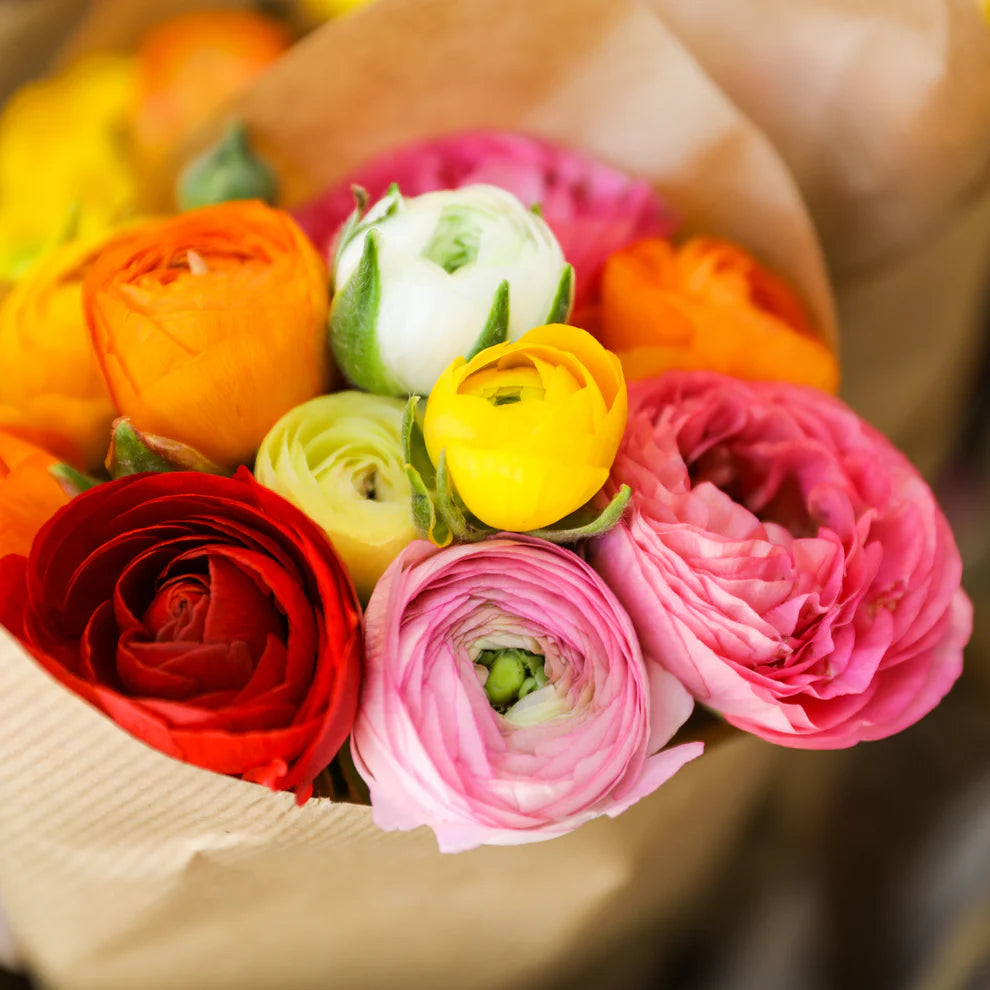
left=465, top=280, right=510, bottom=360
left=545, top=264, right=574, bottom=324
left=525, top=484, right=631, bottom=543
left=175, top=120, right=278, bottom=212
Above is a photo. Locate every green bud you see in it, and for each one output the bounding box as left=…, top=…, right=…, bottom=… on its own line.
left=176, top=120, right=278, bottom=212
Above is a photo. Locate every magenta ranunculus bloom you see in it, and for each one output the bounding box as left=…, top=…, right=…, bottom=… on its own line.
left=591, top=372, right=971, bottom=749
left=351, top=536, right=703, bottom=852
left=292, top=129, right=676, bottom=316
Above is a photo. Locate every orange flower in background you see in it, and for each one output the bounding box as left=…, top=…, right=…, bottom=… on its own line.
left=83, top=200, right=332, bottom=469
left=133, top=10, right=289, bottom=171
left=0, top=431, right=69, bottom=559
left=599, top=237, right=839, bottom=392
left=0, top=232, right=120, bottom=470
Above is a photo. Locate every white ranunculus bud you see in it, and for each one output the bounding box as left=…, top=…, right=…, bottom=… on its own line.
left=329, top=183, right=573, bottom=397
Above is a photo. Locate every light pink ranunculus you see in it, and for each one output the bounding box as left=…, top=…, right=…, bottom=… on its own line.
left=292, top=129, right=675, bottom=319
left=351, top=536, right=702, bottom=852
left=590, top=372, right=971, bottom=749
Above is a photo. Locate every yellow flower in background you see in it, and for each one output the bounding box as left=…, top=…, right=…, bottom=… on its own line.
left=255, top=391, right=416, bottom=600
left=0, top=231, right=119, bottom=470
left=300, top=0, right=375, bottom=21
left=0, top=55, right=137, bottom=281
left=423, top=324, right=627, bottom=532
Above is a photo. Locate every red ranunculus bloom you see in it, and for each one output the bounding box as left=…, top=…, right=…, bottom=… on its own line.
left=0, top=469, right=362, bottom=801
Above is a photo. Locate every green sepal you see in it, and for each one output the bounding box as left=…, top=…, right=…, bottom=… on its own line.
left=529, top=202, right=544, bottom=218
left=105, top=418, right=227, bottom=479
left=402, top=395, right=451, bottom=546
left=175, top=120, right=278, bottom=212
left=434, top=450, right=473, bottom=541
left=333, top=183, right=403, bottom=276
left=49, top=463, right=102, bottom=498
left=401, top=395, right=434, bottom=485
left=465, top=280, right=510, bottom=361
left=329, top=229, right=403, bottom=396
left=545, top=264, right=574, bottom=324
left=525, top=484, right=631, bottom=542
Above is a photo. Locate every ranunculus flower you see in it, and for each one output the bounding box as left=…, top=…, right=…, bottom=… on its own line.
left=0, top=470, right=362, bottom=799
left=330, top=184, right=571, bottom=397
left=0, top=55, right=137, bottom=280
left=423, top=324, right=627, bottom=531
left=293, top=129, right=675, bottom=323
left=133, top=10, right=289, bottom=181
left=0, top=231, right=119, bottom=469
left=83, top=200, right=331, bottom=469
left=0, top=430, right=69, bottom=559
left=590, top=372, right=971, bottom=748
left=352, top=536, right=702, bottom=851
left=599, top=237, right=839, bottom=392
left=255, top=391, right=416, bottom=601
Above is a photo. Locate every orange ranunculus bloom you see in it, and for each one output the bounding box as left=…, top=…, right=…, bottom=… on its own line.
left=0, top=232, right=119, bottom=470
left=599, top=237, right=839, bottom=392
left=83, top=200, right=332, bottom=469
left=133, top=10, right=289, bottom=171
left=0, top=430, right=69, bottom=559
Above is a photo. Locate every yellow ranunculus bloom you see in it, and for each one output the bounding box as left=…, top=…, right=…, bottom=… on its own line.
left=0, top=232, right=119, bottom=469
left=255, top=391, right=416, bottom=600
left=0, top=55, right=137, bottom=281
left=423, top=324, right=627, bottom=532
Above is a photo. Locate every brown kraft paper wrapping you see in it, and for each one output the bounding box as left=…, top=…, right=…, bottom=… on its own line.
left=2, top=0, right=988, bottom=986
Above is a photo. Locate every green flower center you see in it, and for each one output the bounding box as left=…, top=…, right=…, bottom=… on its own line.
left=475, top=648, right=548, bottom=712
left=422, top=206, right=483, bottom=274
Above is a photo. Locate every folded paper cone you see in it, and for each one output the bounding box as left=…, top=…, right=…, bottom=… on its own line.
left=0, top=629, right=776, bottom=990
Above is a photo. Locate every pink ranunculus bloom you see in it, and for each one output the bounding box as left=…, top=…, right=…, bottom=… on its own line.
left=292, top=129, right=676, bottom=321
left=590, top=372, right=971, bottom=749
left=351, top=536, right=703, bottom=852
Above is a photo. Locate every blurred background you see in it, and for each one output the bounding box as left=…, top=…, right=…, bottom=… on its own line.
left=0, top=1, right=988, bottom=988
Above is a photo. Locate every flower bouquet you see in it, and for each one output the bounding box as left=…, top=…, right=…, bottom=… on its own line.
left=0, top=0, right=983, bottom=987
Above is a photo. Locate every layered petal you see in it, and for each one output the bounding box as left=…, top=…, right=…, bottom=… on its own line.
left=329, top=184, right=571, bottom=396
left=351, top=536, right=701, bottom=851
left=83, top=201, right=331, bottom=468
left=423, top=324, right=627, bottom=531
left=600, top=238, right=838, bottom=392
left=0, top=469, right=362, bottom=800
left=590, top=372, right=969, bottom=748
left=255, top=391, right=417, bottom=600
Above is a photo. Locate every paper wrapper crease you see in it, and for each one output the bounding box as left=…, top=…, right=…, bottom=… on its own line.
left=1, top=0, right=988, bottom=987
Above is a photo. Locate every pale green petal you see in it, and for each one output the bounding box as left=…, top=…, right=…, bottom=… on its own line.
left=255, top=391, right=416, bottom=600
